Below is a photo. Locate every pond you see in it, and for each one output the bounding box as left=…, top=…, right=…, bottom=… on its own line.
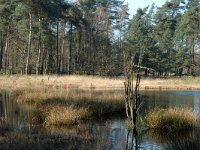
left=0, top=90, right=200, bottom=150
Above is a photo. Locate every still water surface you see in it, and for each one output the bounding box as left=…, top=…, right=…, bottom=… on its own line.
left=0, top=90, right=200, bottom=150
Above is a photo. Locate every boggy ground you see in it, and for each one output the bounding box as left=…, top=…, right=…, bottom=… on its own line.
left=1, top=75, right=200, bottom=126
left=18, top=89, right=126, bottom=126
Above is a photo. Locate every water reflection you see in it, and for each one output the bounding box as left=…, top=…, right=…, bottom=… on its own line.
left=0, top=90, right=33, bottom=137
left=141, top=90, right=200, bottom=116
left=194, top=95, right=200, bottom=114
left=0, top=91, right=17, bottom=129
left=147, top=129, right=200, bottom=150
left=1, top=90, right=200, bottom=149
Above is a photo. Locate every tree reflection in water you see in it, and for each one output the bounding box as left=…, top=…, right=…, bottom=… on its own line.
left=125, top=128, right=148, bottom=150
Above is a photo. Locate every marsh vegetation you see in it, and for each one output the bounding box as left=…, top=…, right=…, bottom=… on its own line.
left=1, top=75, right=200, bottom=91
left=17, top=88, right=125, bottom=126
left=146, top=108, right=198, bottom=131
left=1, top=76, right=200, bottom=149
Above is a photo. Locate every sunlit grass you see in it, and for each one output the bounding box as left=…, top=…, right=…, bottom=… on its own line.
left=45, top=106, right=89, bottom=126
left=0, top=75, right=124, bottom=91
left=142, top=76, right=200, bottom=90
left=1, top=75, right=200, bottom=91
left=1, top=75, right=200, bottom=126
left=146, top=108, right=198, bottom=131
left=16, top=88, right=125, bottom=126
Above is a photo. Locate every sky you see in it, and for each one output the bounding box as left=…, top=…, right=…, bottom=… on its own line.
left=124, top=0, right=167, bottom=17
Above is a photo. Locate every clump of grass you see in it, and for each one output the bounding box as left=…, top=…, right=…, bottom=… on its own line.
left=45, top=106, right=89, bottom=126
left=17, top=89, right=125, bottom=126
left=146, top=107, right=198, bottom=131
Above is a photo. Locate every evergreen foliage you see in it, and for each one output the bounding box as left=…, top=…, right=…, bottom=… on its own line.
left=0, top=0, right=200, bottom=76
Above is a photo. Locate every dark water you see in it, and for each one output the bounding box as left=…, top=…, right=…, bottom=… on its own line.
left=1, top=90, right=200, bottom=150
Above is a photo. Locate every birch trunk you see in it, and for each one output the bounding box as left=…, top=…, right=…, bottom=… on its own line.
left=25, top=10, right=32, bottom=75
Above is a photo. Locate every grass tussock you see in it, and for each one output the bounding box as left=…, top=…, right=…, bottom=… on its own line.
left=17, top=89, right=125, bottom=126
left=45, top=106, right=89, bottom=126
left=146, top=107, right=198, bottom=131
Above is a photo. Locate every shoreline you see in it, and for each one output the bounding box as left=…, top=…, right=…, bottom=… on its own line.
left=0, top=75, right=200, bottom=91
left=0, top=75, right=199, bottom=127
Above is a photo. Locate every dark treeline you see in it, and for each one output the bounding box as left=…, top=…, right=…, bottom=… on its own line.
left=125, top=0, right=200, bottom=76
left=0, top=0, right=200, bottom=76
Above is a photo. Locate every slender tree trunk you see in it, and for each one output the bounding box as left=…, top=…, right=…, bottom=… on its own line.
left=36, top=43, right=41, bottom=75
left=41, top=41, right=45, bottom=74
left=56, top=20, right=60, bottom=74
left=191, top=36, right=195, bottom=76
left=36, top=13, right=42, bottom=75
left=77, top=28, right=82, bottom=72
left=0, top=32, right=3, bottom=71
left=25, top=10, right=32, bottom=75
left=11, top=44, right=15, bottom=74
left=3, top=36, right=8, bottom=73
left=68, top=22, right=73, bottom=74
left=60, top=23, right=65, bottom=73
left=41, top=41, right=48, bottom=75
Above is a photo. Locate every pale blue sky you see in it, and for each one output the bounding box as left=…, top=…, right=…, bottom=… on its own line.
left=124, top=0, right=167, bottom=17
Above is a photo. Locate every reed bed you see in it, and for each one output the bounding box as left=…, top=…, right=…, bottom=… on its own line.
left=146, top=108, right=198, bottom=131
left=0, top=75, right=124, bottom=91
left=1, top=75, right=200, bottom=91
left=17, top=88, right=125, bottom=126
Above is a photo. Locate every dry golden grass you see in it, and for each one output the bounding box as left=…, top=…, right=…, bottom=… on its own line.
left=1, top=75, right=200, bottom=91
left=17, top=88, right=125, bottom=126
left=1, top=75, right=200, bottom=126
left=45, top=106, right=89, bottom=126
left=0, top=75, right=124, bottom=91
left=146, top=107, right=198, bottom=131
left=141, top=76, right=200, bottom=90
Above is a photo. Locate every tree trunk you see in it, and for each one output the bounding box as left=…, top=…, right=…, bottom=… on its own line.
left=191, top=36, right=195, bottom=76
left=3, top=36, right=8, bottom=73
left=0, top=32, right=3, bottom=71
left=25, top=10, right=32, bottom=75
left=36, top=12, right=42, bottom=75
left=60, top=23, right=65, bottom=73
left=68, top=22, right=73, bottom=74
left=42, top=42, right=48, bottom=75
left=41, top=41, right=45, bottom=74
left=56, top=20, right=60, bottom=74
left=36, top=42, right=41, bottom=75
